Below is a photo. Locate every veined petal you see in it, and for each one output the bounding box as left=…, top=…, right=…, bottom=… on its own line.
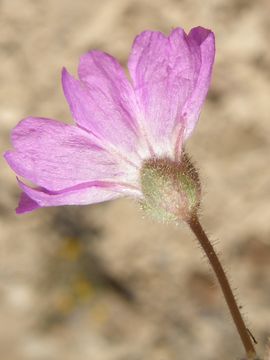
left=62, top=51, right=141, bottom=155
left=128, top=28, right=192, bottom=151
left=17, top=179, right=122, bottom=212
left=128, top=27, right=215, bottom=154
left=4, top=117, right=138, bottom=192
left=182, top=27, right=215, bottom=139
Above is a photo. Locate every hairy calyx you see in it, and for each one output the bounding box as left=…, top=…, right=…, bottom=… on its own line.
left=140, top=153, right=201, bottom=223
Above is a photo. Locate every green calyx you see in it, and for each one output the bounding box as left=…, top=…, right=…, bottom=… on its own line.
left=140, top=153, right=201, bottom=224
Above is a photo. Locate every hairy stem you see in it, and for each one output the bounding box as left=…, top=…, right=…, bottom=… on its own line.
left=187, top=215, right=257, bottom=359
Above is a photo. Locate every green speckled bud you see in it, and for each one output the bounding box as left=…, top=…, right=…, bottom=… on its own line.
left=140, top=153, right=201, bottom=224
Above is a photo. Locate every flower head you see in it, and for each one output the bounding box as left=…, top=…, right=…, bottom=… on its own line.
left=4, top=26, right=215, bottom=220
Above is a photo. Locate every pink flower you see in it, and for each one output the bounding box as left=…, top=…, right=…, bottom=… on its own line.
left=4, top=27, right=215, bottom=214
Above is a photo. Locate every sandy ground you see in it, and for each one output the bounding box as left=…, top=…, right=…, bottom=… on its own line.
left=0, top=0, right=270, bottom=359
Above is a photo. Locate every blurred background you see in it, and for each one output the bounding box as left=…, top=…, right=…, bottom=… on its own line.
left=1, top=0, right=270, bottom=359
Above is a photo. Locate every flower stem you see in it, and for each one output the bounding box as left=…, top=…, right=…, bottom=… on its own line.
left=187, top=215, right=257, bottom=359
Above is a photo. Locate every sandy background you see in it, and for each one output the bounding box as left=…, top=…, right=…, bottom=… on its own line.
left=1, top=0, right=270, bottom=359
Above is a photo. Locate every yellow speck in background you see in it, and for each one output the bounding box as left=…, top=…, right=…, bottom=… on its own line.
left=58, top=237, right=82, bottom=261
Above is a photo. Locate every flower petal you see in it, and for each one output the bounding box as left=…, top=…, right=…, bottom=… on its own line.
left=128, top=27, right=215, bottom=153
left=128, top=28, right=191, bottom=150
left=16, top=191, right=40, bottom=214
left=181, top=27, right=215, bottom=139
left=4, top=117, right=137, bottom=192
left=17, top=179, right=121, bottom=211
left=62, top=51, right=141, bottom=154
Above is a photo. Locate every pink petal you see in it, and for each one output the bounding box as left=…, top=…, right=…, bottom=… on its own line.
left=17, top=179, right=121, bottom=210
left=4, top=117, right=135, bottom=192
left=128, top=27, right=215, bottom=151
left=181, top=27, right=215, bottom=139
left=62, top=51, right=140, bottom=154
left=16, top=191, right=40, bottom=214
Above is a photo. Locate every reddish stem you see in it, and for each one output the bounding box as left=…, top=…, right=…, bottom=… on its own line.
left=187, top=215, right=257, bottom=359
